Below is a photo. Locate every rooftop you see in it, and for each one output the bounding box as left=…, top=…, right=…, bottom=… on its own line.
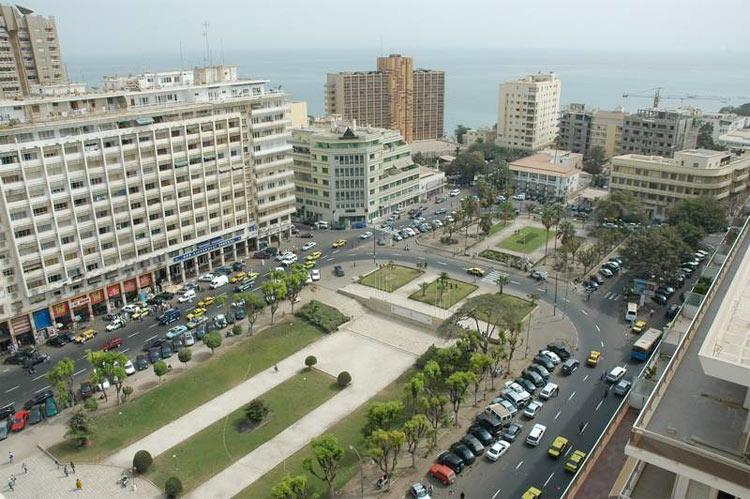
left=509, top=150, right=580, bottom=177
left=627, top=224, right=750, bottom=496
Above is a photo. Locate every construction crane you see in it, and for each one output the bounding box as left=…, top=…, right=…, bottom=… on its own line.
left=622, top=87, right=732, bottom=109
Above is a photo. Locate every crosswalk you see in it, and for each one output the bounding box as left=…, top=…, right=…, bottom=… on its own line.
left=603, top=291, right=620, bottom=301
left=482, top=269, right=509, bottom=284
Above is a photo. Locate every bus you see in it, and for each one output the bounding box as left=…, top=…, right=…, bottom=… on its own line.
left=631, top=328, right=663, bottom=362
left=625, top=302, right=638, bottom=323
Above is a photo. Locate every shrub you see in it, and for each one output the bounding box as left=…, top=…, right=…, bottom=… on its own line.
left=83, top=397, right=98, bottom=412
left=415, top=345, right=439, bottom=369
left=244, top=398, right=269, bottom=424
left=121, top=385, right=134, bottom=402
left=177, top=348, right=192, bottom=365
left=132, top=450, right=153, bottom=474
left=304, top=355, right=317, bottom=370
left=295, top=300, right=349, bottom=333
left=165, top=476, right=183, bottom=498
left=232, top=324, right=244, bottom=336
left=337, top=371, right=352, bottom=388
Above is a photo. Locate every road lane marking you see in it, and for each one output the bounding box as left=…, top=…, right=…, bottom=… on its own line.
left=4, top=386, right=18, bottom=393
left=583, top=375, right=589, bottom=382
left=595, top=399, right=604, bottom=411
left=581, top=309, right=589, bottom=316
left=73, top=368, right=87, bottom=377
left=595, top=324, right=601, bottom=332
left=32, top=372, right=47, bottom=381
left=149, top=323, right=158, bottom=329
left=145, top=335, right=157, bottom=342
left=79, top=355, right=87, bottom=360
left=515, top=460, right=523, bottom=470
left=128, top=332, right=140, bottom=338
left=437, top=261, right=448, bottom=266
left=121, top=348, right=130, bottom=354
left=565, top=446, right=574, bottom=457
left=34, top=385, right=51, bottom=393
left=510, top=280, right=520, bottom=285
left=601, top=340, right=605, bottom=348
left=332, top=250, right=340, bottom=254
left=536, top=287, right=546, bottom=292
left=554, top=410, right=561, bottom=420
left=580, top=422, right=589, bottom=433
left=492, top=489, right=502, bottom=499
left=568, top=391, right=576, bottom=401
left=544, top=472, right=555, bottom=487
left=324, top=257, right=333, bottom=261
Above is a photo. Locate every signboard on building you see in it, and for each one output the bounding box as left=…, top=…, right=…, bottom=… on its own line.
left=173, top=236, right=241, bottom=264
left=70, top=295, right=90, bottom=308
left=52, top=302, right=69, bottom=318
left=107, top=284, right=121, bottom=298
left=123, top=279, right=137, bottom=293
left=89, top=289, right=105, bottom=304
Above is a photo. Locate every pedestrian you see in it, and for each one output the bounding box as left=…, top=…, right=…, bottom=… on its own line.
left=63, top=464, right=69, bottom=477
left=75, top=478, right=82, bottom=490
left=21, top=462, right=27, bottom=474
left=131, top=480, right=137, bottom=493
left=274, top=364, right=279, bottom=372
left=8, top=451, right=13, bottom=464
left=7, top=477, right=13, bottom=491
left=70, top=461, right=75, bottom=474
left=460, top=492, right=465, bottom=499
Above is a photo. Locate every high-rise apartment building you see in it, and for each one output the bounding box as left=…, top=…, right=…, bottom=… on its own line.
left=496, top=73, right=561, bottom=151
left=558, top=103, right=626, bottom=159
left=0, top=67, right=295, bottom=347
left=0, top=4, right=67, bottom=98
left=325, top=54, right=444, bottom=142
left=291, top=117, right=420, bottom=226
left=619, top=108, right=699, bottom=158
left=610, top=149, right=750, bottom=219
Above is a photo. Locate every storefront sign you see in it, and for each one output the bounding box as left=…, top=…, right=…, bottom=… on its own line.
left=89, top=289, right=105, bottom=304
left=107, top=284, right=121, bottom=298
left=70, top=295, right=90, bottom=308
left=173, top=236, right=241, bottom=264
left=123, top=279, right=137, bottom=293
left=11, top=315, right=31, bottom=334
left=139, top=273, right=152, bottom=287
left=52, top=302, right=69, bottom=318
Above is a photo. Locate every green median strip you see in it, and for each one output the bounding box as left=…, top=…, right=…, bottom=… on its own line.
left=49, top=320, right=325, bottom=462
left=409, top=277, right=477, bottom=309
left=235, top=369, right=414, bottom=499
left=148, top=369, right=338, bottom=492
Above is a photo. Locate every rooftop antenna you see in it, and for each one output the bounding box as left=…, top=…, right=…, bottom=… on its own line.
left=379, top=35, right=383, bottom=57
left=220, top=39, right=225, bottom=65
left=179, top=40, right=184, bottom=70
left=202, top=21, right=210, bottom=67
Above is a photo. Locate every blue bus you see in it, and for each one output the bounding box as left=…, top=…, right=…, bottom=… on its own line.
left=631, top=328, right=662, bottom=362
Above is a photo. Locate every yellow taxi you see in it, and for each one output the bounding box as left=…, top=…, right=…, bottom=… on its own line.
left=186, top=307, right=206, bottom=320
left=631, top=319, right=647, bottom=334
left=197, top=296, right=215, bottom=308
left=131, top=308, right=151, bottom=320
left=587, top=350, right=601, bottom=367
left=522, top=487, right=542, bottom=499
left=230, top=272, right=247, bottom=283
left=548, top=435, right=569, bottom=458
left=303, top=260, right=316, bottom=270
left=565, top=450, right=587, bottom=472
left=306, top=251, right=322, bottom=261
left=467, top=267, right=485, bottom=277
left=74, top=328, right=97, bottom=344
left=332, top=239, right=346, bottom=249
left=246, top=271, right=259, bottom=282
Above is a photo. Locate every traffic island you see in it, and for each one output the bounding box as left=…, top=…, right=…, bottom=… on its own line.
left=359, top=264, right=423, bottom=292
left=498, top=226, right=553, bottom=253
left=408, top=277, right=478, bottom=309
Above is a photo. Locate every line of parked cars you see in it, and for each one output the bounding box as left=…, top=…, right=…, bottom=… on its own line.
left=0, top=389, right=59, bottom=441
left=585, top=256, right=623, bottom=291
left=427, top=343, right=587, bottom=490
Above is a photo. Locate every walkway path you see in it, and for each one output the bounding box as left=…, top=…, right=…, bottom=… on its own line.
left=188, top=312, right=447, bottom=498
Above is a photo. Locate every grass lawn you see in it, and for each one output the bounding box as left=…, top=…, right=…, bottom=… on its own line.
left=498, top=226, right=552, bottom=253
left=48, top=320, right=325, bottom=462
left=489, top=221, right=508, bottom=235
left=235, top=369, right=414, bottom=499
left=359, top=264, right=422, bottom=292
left=465, top=293, right=536, bottom=324
left=409, top=277, right=478, bottom=309
left=147, top=370, right=338, bottom=492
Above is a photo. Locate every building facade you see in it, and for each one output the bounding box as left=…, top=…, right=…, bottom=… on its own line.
left=418, top=166, right=446, bottom=202
left=0, top=3, right=66, bottom=98
left=496, top=73, right=561, bottom=151
left=325, top=54, right=444, bottom=142
left=508, top=149, right=581, bottom=202
left=0, top=68, right=295, bottom=347
left=619, top=109, right=699, bottom=158
left=558, top=103, right=626, bottom=159
left=291, top=118, right=420, bottom=226
left=700, top=112, right=750, bottom=142
left=610, top=149, right=750, bottom=219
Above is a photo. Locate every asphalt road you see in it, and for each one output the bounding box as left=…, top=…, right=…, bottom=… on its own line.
left=0, top=196, right=697, bottom=498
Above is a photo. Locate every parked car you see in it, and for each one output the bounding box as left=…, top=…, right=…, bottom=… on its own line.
left=28, top=405, right=43, bottom=425
left=501, top=422, right=523, bottom=443
left=547, top=343, right=571, bottom=361
left=606, top=366, right=627, bottom=383
left=461, top=434, right=485, bottom=456
left=614, top=379, right=632, bottom=396
left=47, top=332, right=75, bottom=347
left=428, top=463, right=456, bottom=485
left=135, top=355, right=149, bottom=371
left=539, top=382, right=559, bottom=400
left=533, top=355, right=555, bottom=371
left=539, top=350, right=561, bottom=365
left=665, top=304, right=680, bottom=320
left=160, top=343, right=174, bottom=359
left=652, top=293, right=668, bottom=305
left=0, top=418, right=9, bottom=440
left=333, top=265, right=345, bottom=277
left=409, top=482, right=431, bottom=498
left=124, top=360, right=136, bottom=376
left=449, top=443, right=475, bottom=465
left=436, top=451, right=464, bottom=474
left=24, top=389, right=54, bottom=409
left=561, top=359, right=580, bottom=375
left=529, top=363, right=550, bottom=380
left=79, top=382, right=94, bottom=399
left=525, top=423, right=547, bottom=447
left=10, top=410, right=29, bottom=432
left=515, top=377, right=537, bottom=394
left=148, top=348, right=161, bottom=364
left=522, top=369, right=545, bottom=387
left=523, top=400, right=544, bottom=418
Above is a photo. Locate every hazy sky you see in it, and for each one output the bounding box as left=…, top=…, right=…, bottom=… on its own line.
left=27, top=0, right=750, bottom=58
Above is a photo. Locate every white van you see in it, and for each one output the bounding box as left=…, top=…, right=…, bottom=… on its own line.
left=210, top=274, right=229, bottom=289
left=625, top=302, right=638, bottom=322
left=484, top=403, right=513, bottom=426
left=314, top=221, right=329, bottom=230
left=177, top=289, right=196, bottom=303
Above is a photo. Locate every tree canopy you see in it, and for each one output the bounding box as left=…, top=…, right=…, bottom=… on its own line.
left=593, top=191, right=647, bottom=223
left=719, top=102, right=750, bottom=116
left=621, top=226, right=691, bottom=282
left=668, top=197, right=726, bottom=234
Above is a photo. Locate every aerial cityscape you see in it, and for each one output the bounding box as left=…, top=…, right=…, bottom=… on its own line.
left=0, top=1, right=748, bottom=498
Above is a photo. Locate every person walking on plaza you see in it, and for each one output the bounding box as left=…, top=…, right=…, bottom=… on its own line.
left=70, top=461, right=76, bottom=474
left=21, top=462, right=27, bottom=474
left=8, top=451, right=13, bottom=464
left=7, top=476, right=14, bottom=491
left=63, top=464, right=69, bottom=477
left=75, top=478, right=82, bottom=490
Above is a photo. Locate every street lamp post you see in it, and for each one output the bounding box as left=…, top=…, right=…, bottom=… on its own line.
left=350, top=445, right=364, bottom=499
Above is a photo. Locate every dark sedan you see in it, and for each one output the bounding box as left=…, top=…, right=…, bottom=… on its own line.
left=501, top=422, right=523, bottom=443
left=533, top=355, right=555, bottom=371
left=449, top=443, right=476, bottom=465
left=468, top=425, right=494, bottom=446
left=437, top=451, right=464, bottom=474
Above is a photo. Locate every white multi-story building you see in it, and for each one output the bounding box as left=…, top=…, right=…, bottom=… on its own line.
left=700, top=112, right=750, bottom=142
left=0, top=67, right=295, bottom=347
left=496, top=73, right=561, bottom=151
left=291, top=117, right=420, bottom=226
left=508, top=149, right=582, bottom=202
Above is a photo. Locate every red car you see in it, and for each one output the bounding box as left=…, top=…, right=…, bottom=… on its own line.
left=10, top=409, right=29, bottom=432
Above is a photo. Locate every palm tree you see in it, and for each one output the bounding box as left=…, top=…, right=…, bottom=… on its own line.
left=437, top=272, right=450, bottom=305
left=527, top=293, right=539, bottom=308
left=541, top=207, right=555, bottom=256
left=419, top=282, right=429, bottom=297
left=495, top=274, right=510, bottom=295
left=556, top=220, right=575, bottom=247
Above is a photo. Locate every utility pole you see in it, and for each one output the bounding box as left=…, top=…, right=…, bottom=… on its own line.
left=201, top=21, right=210, bottom=67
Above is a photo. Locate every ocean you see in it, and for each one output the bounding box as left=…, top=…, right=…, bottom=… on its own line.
left=65, top=48, right=750, bottom=137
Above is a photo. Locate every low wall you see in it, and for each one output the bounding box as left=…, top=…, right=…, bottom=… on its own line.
left=338, top=288, right=446, bottom=329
